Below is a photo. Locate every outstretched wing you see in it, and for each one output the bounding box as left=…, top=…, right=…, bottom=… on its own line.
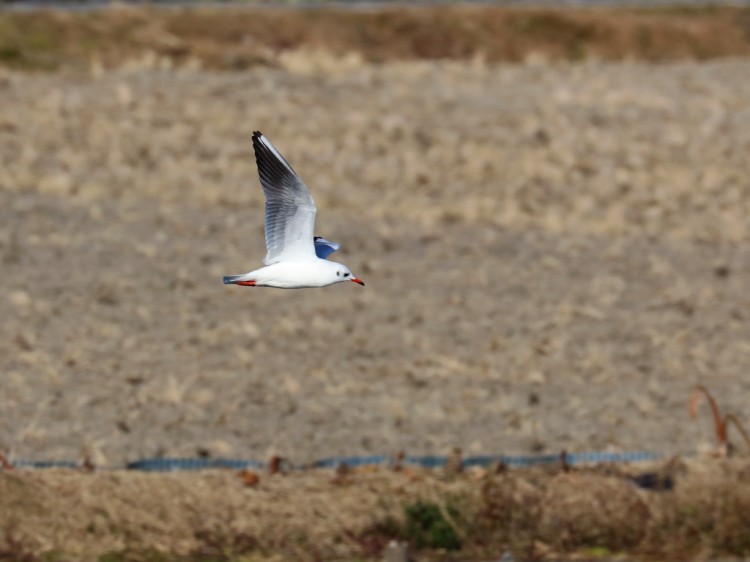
left=253, top=131, right=317, bottom=264
left=314, top=236, right=341, bottom=260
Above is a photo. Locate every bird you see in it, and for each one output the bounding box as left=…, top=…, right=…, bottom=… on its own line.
left=223, top=131, right=365, bottom=289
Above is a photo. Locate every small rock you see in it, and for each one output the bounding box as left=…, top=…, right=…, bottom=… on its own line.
left=237, top=470, right=260, bottom=487
left=528, top=370, right=546, bottom=385
left=383, top=540, right=409, bottom=562
left=7, top=290, right=31, bottom=308
left=14, top=332, right=34, bottom=351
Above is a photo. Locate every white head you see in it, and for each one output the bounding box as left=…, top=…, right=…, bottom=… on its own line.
left=331, top=263, right=365, bottom=286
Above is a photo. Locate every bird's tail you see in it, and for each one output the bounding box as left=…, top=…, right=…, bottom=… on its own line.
left=223, top=274, right=252, bottom=285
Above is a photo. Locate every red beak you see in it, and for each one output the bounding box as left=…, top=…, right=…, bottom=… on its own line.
left=350, top=277, right=365, bottom=286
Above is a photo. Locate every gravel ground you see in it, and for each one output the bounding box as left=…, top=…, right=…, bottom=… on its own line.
left=1, top=57, right=750, bottom=467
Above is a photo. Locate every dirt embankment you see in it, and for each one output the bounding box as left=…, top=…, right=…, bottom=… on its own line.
left=2, top=457, right=750, bottom=561
left=1, top=5, right=750, bottom=70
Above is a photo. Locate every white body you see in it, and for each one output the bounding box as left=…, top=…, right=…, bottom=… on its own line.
left=234, top=260, right=353, bottom=289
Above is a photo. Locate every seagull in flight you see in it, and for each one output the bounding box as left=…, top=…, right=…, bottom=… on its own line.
left=223, top=131, right=365, bottom=289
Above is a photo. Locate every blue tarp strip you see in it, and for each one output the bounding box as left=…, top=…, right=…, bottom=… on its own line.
left=8, top=450, right=665, bottom=472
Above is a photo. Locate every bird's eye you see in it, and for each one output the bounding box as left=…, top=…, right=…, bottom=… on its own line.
left=336, top=271, right=340, bottom=276
left=344, top=273, right=350, bottom=277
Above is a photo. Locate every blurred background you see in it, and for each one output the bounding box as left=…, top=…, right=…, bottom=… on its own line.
left=1, top=1, right=750, bottom=469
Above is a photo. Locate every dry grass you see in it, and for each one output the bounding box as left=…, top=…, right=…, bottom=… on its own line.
left=3, top=458, right=750, bottom=560
left=690, top=385, right=750, bottom=456
left=1, top=5, right=750, bottom=70
left=3, top=56, right=750, bottom=471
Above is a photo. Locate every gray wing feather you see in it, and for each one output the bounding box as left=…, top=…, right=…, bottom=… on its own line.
left=252, top=132, right=317, bottom=264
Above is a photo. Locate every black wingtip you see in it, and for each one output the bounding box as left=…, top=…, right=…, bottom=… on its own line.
left=252, top=131, right=270, bottom=157
left=252, top=130, right=299, bottom=184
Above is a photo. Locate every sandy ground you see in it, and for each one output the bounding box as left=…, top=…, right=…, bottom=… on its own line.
left=1, top=57, right=750, bottom=469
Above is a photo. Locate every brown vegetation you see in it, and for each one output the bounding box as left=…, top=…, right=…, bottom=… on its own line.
left=1, top=5, right=750, bottom=70
left=3, top=458, right=750, bottom=560
left=690, top=385, right=750, bottom=456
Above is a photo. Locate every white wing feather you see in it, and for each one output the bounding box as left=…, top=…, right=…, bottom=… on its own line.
left=252, top=132, right=318, bottom=264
